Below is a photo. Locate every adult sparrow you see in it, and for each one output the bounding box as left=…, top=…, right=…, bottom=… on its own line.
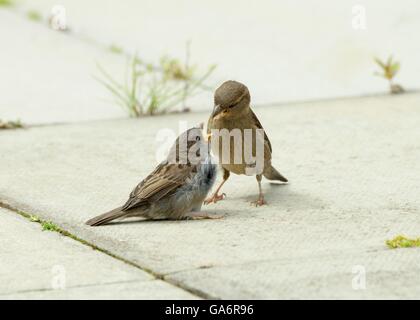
left=205, top=80, right=288, bottom=206
left=86, top=124, right=220, bottom=226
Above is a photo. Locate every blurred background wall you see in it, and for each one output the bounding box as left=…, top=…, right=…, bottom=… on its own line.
left=1, top=0, right=419, bottom=123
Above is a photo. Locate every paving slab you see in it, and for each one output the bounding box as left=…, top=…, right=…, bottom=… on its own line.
left=0, top=208, right=197, bottom=299
left=2, top=280, right=197, bottom=300
left=0, top=9, right=125, bottom=124
left=12, top=0, right=420, bottom=104
left=1, top=93, right=420, bottom=298
left=168, top=250, right=420, bottom=299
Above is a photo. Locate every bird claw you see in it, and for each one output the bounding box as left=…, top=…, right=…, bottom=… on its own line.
left=204, top=193, right=226, bottom=205
left=251, top=197, right=267, bottom=207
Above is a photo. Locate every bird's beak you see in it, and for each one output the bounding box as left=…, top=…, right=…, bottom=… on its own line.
left=211, top=105, right=223, bottom=118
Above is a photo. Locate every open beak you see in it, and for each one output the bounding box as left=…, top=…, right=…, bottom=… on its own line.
left=211, top=104, right=223, bottom=118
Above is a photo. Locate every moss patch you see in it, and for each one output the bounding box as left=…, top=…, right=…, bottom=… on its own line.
left=29, top=215, right=41, bottom=222
left=27, top=10, right=42, bottom=21
left=109, top=44, right=123, bottom=54
left=28, top=214, right=59, bottom=232
left=0, top=0, right=14, bottom=7
left=386, top=235, right=420, bottom=249
left=41, top=220, right=61, bottom=232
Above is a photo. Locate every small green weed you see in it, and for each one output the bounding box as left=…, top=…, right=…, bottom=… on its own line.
left=386, top=235, right=420, bottom=249
left=29, top=215, right=41, bottom=222
left=41, top=221, right=61, bottom=232
left=374, top=55, right=404, bottom=94
left=97, top=43, right=216, bottom=117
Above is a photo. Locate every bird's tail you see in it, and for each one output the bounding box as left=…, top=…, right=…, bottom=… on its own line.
left=85, top=207, right=126, bottom=226
left=263, top=165, right=288, bottom=182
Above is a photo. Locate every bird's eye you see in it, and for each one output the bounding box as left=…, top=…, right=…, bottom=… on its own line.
left=195, top=136, right=201, bottom=141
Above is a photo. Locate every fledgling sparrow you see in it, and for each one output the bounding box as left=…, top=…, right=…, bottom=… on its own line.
left=86, top=124, right=220, bottom=226
left=205, top=80, right=288, bottom=206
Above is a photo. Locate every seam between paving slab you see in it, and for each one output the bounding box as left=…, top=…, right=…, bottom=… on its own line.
left=6, top=90, right=420, bottom=130
left=163, top=246, right=391, bottom=278
left=0, top=279, right=155, bottom=298
left=0, top=196, right=395, bottom=280
left=1, top=198, right=395, bottom=300
left=0, top=201, right=215, bottom=299
left=256, top=89, right=420, bottom=108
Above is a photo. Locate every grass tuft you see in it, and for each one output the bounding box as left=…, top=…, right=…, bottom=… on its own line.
left=96, top=42, right=216, bottom=117
left=28, top=214, right=61, bottom=232
left=386, top=235, right=420, bottom=249
left=374, top=55, right=404, bottom=94
left=41, top=221, right=61, bottom=232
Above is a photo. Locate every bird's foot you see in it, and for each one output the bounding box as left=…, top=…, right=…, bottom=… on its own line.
left=204, top=193, right=226, bottom=205
left=251, top=197, right=267, bottom=207
left=184, top=211, right=224, bottom=220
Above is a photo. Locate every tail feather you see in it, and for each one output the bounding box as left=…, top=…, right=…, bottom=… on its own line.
left=263, top=165, right=288, bottom=182
left=85, top=207, right=126, bottom=226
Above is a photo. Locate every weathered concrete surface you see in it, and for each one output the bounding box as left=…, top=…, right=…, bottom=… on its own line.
left=1, top=93, right=420, bottom=298
left=2, top=280, right=197, bottom=300
left=13, top=0, right=420, bottom=104
left=168, top=250, right=420, bottom=299
left=0, top=10, right=125, bottom=124
left=0, top=208, right=197, bottom=299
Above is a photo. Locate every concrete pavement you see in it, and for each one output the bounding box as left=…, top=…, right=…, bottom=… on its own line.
left=1, top=1, right=420, bottom=299
left=1, top=92, right=420, bottom=299
left=0, top=207, right=197, bottom=299
left=0, top=9, right=125, bottom=124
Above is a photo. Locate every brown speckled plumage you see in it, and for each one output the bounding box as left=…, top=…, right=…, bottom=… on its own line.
left=205, top=80, right=288, bottom=206
left=86, top=126, right=219, bottom=226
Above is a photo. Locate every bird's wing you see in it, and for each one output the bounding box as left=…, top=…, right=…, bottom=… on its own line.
left=121, top=162, right=195, bottom=211
left=251, top=109, right=272, bottom=153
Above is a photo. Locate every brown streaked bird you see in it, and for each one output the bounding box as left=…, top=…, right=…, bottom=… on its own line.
left=205, top=80, right=288, bottom=206
left=86, top=124, right=220, bottom=226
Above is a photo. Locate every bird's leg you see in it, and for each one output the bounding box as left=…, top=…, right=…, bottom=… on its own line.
left=251, top=174, right=267, bottom=206
left=204, top=180, right=227, bottom=204
left=204, top=169, right=230, bottom=205
left=183, top=211, right=224, bottom=220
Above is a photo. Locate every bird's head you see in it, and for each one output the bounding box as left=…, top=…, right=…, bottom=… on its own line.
left=211, top=80, right=251, bottom=119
